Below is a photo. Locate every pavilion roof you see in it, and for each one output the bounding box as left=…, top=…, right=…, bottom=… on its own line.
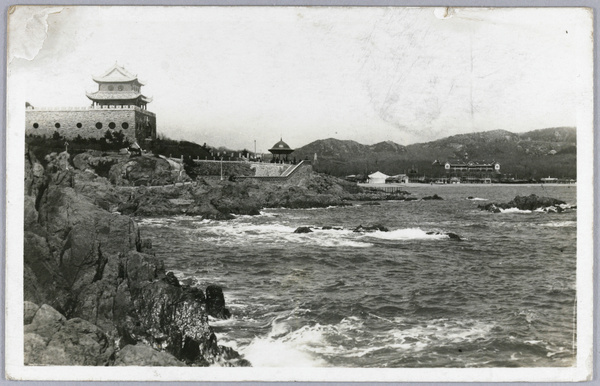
left=92, top=64, right=145, bottom=85
left=268, top=139, right=294, bottom=153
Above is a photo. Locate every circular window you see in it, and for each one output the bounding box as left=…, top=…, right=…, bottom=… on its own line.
left=118, top=85, right=124, bottom=91
left=76, top=123, right=82, bottom=128
left=33, top=123, right=39, bottom=129
left=108, top=122, right=116, bottom=130
left=96, top=122, right=103, bottom=129
left=55, top=123, right=60, bottom=129
left=108, top=85, right=114, bottom=91
left=121, top=122, right=129, bottom=129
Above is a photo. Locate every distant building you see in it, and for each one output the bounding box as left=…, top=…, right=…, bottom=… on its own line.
left=386, top=174, right=409, bottom=183
left=540, top=177, right=558, bottom=183
left=367, top=171, right=389, bottom=184
left=436, top=160, right=500, bottom=183
left=26, top=63, right=156, bottom=145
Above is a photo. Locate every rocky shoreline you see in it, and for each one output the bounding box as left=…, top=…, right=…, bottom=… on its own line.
left=24, top=150, right=250, bottom=366
left=23, top=149, right=418, bottom=367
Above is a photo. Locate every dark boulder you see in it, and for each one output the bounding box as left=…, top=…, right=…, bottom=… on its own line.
left=426, top=231, right=462, bottom=240
left=422, top=194, right=443, bottom=200
left=163, top=271, right=180, bottom=287
left=205, top=285, right=231, bottom=320
left=294, top=226, right=313, bottom=233
left=353, top=224, right=389, bottom=232
left=447, top=232, right=462, bottom=241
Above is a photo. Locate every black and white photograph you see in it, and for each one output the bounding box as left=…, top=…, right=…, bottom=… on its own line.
left=5, top=5, right=594, bottom=382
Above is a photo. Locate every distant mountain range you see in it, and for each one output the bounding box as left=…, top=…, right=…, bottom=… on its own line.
left=293, top=127, right=576, bottom=179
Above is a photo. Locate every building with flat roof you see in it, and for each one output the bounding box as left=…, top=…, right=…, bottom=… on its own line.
left=434, top=160, right=501, bottom=183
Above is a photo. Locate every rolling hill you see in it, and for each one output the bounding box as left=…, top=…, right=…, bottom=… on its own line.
left=293, top=127, right=577, bottom=180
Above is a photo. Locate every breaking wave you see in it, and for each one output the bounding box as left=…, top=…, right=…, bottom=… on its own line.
left=364, top=228, right=450, bottom=240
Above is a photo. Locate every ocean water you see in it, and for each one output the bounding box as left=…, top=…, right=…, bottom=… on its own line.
left=138, top=184, right=577, bottom=368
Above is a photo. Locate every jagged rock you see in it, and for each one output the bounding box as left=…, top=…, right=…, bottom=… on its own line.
left=422, top=194, right=443, bottom=200
left=293, top=226, right=313, bottom=233
left=163, top=271, right=180, bottom=287
left=44, top=151, right=71, bottom=173
left=447, top=232, right=462, bottom=241
left=23, top=149, right=247, bottom=366
left=353, top=224, right=389, bottom=232
left=479, top=194, right=568, bottom=213
left=114, top=344, right=185, bottom=366
left=205, top=285, right=231, bottom=320
left=508, top=194, right=566, bottom=210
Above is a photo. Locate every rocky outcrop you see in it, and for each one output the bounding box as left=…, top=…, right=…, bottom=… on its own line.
left=24, top=303, right=115, bottom=366
left=72, top=151, right=123, bottom=178
left=98, top=154, right=191, bottom=186
left=478, top=194, right=569, bottom=213
left=23, top=149, right=248, bottom=366
left=205, top=285, right=232, bottom=320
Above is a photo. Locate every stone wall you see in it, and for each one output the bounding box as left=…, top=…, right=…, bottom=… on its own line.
left=26, top=106, right=156, bottom=144
left=250, top=163, right=291, bottom=177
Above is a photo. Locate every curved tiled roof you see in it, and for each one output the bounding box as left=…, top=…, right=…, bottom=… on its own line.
left=92, top=63, right=145, bottom=85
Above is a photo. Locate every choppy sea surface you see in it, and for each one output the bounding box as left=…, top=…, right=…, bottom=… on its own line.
left=138, top=184, right=577, bottom=368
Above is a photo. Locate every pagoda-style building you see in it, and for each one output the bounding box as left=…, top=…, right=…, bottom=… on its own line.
left=86, top=64, right=153, bottom=110
left=268, top=138, right=294, bottom=163
left=26, top=63, right=156, bottom=145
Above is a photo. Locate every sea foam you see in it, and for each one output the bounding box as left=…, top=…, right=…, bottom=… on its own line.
left=365, top=228, right=449, bottom=240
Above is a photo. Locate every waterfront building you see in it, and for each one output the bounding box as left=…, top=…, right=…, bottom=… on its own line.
left=26, top=63, right=156, bottom=145
left=386, top=174, right=409, bottom=183
left=435, top=160, right=501, bottom=183
left=367, top=171, right=389, bottom=184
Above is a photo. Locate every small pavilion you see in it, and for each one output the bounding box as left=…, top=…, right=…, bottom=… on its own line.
left=268, top=138, right=294, bottom=163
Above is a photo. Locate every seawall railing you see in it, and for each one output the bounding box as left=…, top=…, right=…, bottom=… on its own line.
left=27, top=105, right=155, bottom=116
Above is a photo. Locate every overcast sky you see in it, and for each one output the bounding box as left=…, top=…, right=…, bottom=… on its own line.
left=8, top=6, right=592, bottom=151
